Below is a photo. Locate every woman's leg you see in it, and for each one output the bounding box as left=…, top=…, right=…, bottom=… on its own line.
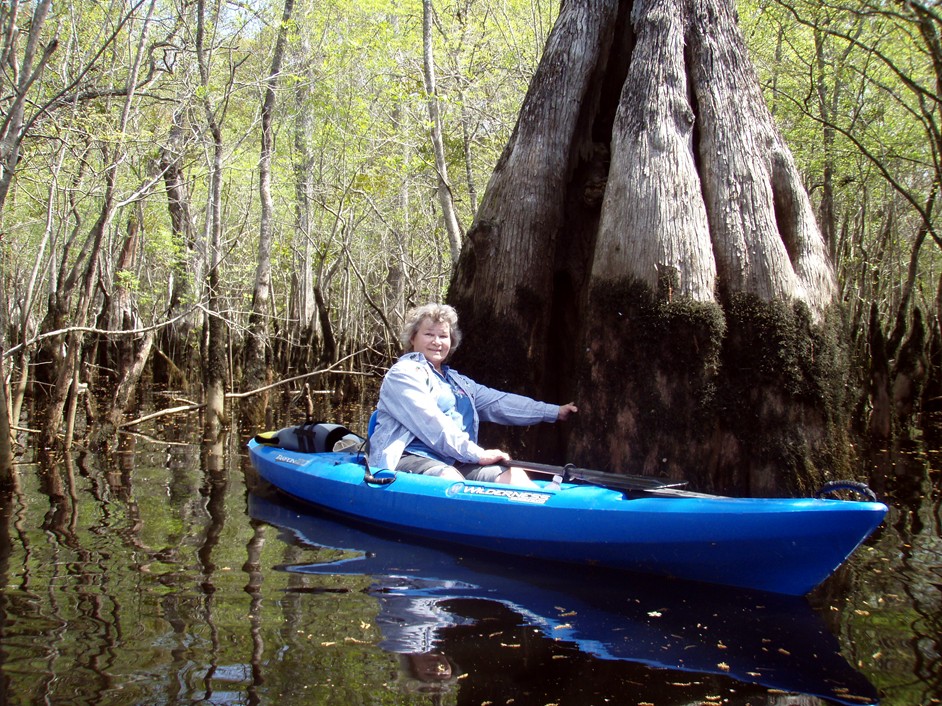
left=396, top=454, right=463, bottom=480
left=495, top=467, right=538, bottom=487
left=460, top=464, right=538, bottom=487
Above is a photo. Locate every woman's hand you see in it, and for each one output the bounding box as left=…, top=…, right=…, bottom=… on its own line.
left=557, top=402, right=578, bottom=421
left=477, top=449, right=511, bottom=465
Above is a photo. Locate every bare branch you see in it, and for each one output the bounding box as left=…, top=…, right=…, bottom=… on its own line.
left=117, top=350, right=373, bottom=429
left=2, top=306, right=201, bottom=359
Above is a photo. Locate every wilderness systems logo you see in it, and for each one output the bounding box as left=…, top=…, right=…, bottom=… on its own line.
left=459, top=484, right=551, bottom=505
left=274, top=453, right=312, bottom=467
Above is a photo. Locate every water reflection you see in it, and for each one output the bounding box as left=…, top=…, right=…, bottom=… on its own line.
left=0, top=432, right=937, bottom=705
left=249, top=491, right=880, bottom=706
left=843, top=442, right=942, bottom=703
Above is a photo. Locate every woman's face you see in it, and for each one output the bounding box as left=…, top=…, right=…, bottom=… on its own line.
left=411, top=318, right=451, bottom=370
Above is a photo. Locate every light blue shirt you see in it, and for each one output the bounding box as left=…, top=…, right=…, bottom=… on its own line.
left=404, top=368, right=476, bottom=463
left=369, top=352, right=560, bottom=471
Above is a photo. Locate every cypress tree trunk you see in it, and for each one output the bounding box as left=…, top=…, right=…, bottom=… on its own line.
left=197, top=0, right=227, bottom=442
left=289, top=14, right=319, bottom=375
left=449, top=0, right=847, bottom=494
left=157, top=115, right=202, bottom=391
left=89, top=214, right=151, bottom=449
left=450, top=0, right=623, bottom=397
left=0, top=341, right=13, bottom=487
left=203, top=129, right=227, bottom=443
left=242, top=0, right=295, bottom=432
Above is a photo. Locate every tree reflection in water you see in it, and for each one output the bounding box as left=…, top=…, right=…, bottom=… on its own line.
left=0, top=429, right=936, bottom=705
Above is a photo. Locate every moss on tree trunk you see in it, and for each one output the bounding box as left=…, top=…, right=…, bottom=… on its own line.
left=570, top=282, right=851, bottom=495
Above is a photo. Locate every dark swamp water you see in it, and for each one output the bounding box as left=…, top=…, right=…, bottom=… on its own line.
left=1, top=418, right=939, bottom=706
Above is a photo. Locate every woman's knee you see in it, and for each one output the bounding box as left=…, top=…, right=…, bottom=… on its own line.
left=434, top=466, right=464, bottom=480
left=496, top=467, right=537, bottom=487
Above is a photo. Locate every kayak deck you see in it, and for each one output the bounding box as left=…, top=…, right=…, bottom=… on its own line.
left=247, top=440, right=888, bottom=596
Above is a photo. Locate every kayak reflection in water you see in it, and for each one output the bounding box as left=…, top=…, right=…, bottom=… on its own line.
left=369, top=303, right=577, bottom=485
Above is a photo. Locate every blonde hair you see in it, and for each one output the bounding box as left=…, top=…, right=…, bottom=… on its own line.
left=401, top=303, right=462, bottom=352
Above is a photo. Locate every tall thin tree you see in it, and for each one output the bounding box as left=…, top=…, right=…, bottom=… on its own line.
left=242, top=0, right=296, bottom=430
left=196, top=0, right=228, bottom=441
left=422, top=0, right=463, bottom=263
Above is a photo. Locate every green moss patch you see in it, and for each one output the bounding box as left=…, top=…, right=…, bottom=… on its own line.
left=574, top=281, right=852, bottom=495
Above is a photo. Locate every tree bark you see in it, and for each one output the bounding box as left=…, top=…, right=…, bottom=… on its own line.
left=96, top=330, right=154, bottom=445
left=157, top=113, right=202, bottom=389
left=450, top=0, right=624, bottom=395
left=0, top=339, right=13, bottom=486
left=1, top=0, right=55, bottom=459
left=593, top=0, right=713, bottom=300
left=89, top=213, right=156, bottom=449
left=242, top=0, right=295, bottom=431
left=0, top=0, right=56, bottom=214
left=10, top=143, right=68, bottom=427
left=37, top=0, right=157, bottom=451
left=422, top=0, right=463, bottom=263
left=868, top=303, right=892, bottom=439
left=289, top=9, right=318, bottom=371
left=38, top=201, right=111, bottom=450
left=449, top=0, right=847, bottom=494
left=892, top=307, right=927, bottom=431
left=196, top=0, right=228, bottom=441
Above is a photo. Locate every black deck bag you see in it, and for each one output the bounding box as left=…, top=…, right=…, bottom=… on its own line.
left=254, top=422, right=362, bottom=453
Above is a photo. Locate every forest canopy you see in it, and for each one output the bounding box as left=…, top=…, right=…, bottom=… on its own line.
left=0, top=0, right=938, bottom=464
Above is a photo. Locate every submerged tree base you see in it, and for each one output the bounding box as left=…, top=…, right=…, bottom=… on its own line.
left=571, top=280, right=852, bottom=496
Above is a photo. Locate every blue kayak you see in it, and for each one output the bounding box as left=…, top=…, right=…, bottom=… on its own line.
left=247, top=439, right=888, bottom=596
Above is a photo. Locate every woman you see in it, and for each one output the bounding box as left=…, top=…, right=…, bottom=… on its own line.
left=369, top=303, right=577, bottom=484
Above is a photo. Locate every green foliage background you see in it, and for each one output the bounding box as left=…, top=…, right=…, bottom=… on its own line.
left=0, top=0, right=937, bottom=418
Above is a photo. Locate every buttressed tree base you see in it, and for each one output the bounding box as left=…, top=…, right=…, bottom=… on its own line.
left=448, top=0, right=848, bottom=495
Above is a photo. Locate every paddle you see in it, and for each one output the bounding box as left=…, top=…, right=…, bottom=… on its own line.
left=503, top=459, right=688, bottom=494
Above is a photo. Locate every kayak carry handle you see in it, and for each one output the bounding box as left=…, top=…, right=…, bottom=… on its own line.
left=815, top=480, right=878, bottom=502
left=363, top=471, right=395, bottom=486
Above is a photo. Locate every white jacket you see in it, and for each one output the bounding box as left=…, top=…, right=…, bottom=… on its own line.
left=369, top=352, right=559, bottom=471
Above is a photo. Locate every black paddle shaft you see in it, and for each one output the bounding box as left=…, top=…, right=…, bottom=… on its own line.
left=504, top=459, right=687, bottom=493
